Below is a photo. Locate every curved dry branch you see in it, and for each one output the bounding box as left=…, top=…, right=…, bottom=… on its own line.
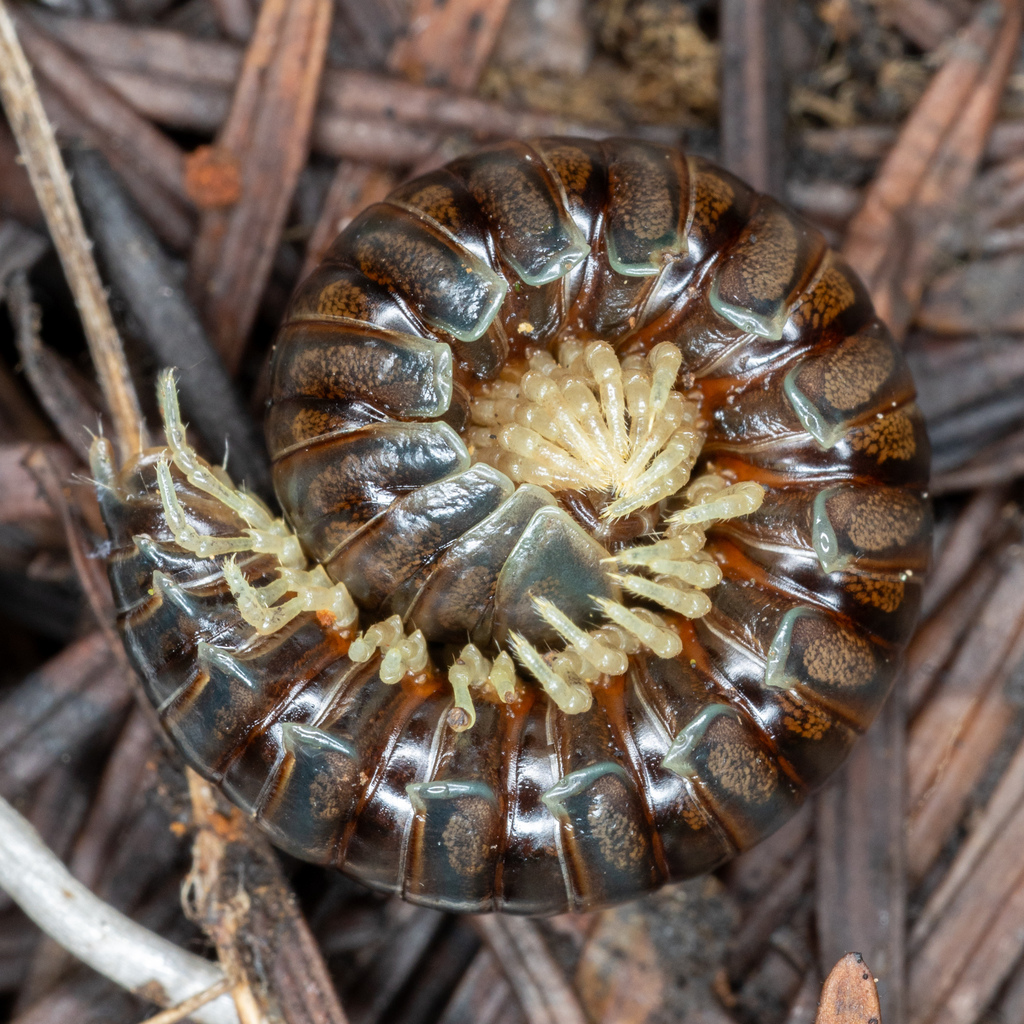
left=0, top=793, right=239, bottom=1024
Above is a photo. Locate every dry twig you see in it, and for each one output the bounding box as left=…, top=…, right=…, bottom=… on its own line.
left=0, top=0, right=144, bottom=459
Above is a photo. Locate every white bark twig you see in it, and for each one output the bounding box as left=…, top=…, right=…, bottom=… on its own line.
left=0, top=794, right=240, bottom=1024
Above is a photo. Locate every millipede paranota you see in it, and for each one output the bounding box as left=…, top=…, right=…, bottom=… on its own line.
left=92, top=138, right=931, bottom=914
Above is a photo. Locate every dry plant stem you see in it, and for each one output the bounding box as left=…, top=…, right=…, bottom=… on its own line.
left=905, top=548, right=1024, bottom=880
left=0, top=633, right=132, bottom=796
left=719, top=0, right=785, bottom=198
left=911, top=730, right=1024, bottom=952
left=726, top=847, right=814, bottom=981
left=14, top=710, right=156, bottom=1004
left=889, top=0, right=1024, bottom=337
left=0, top=0, right=144, bottom=460
left=816, top=688, right=906, bottom=1023
left=814, top=953, right=881, bottom=1024
left=7, top=272, right=100, bottom=463
left=908, top=779, right=1024, bottom=1024
left=473, top=916, right=589, bottom=1024
left=189, top=0, right=332, bottom=372
left=842, top=0, right=1023, bottom=337
left=185, top=771, right=277, bottom=1024
left=437, top=949, right=517, bottom=1024
left=882, top=0, right=966, bottom=50
left=184, top=770, right=349, bottom=1024
left=346, top=904, right=445, bottom=1024
left=785, top=970, right=823, bottom=1024
left=0, top=793, right=239, bottom=1024
left=210, top=0, right=253, bottom=42
left=905, top=556, right=1001, bottom=715
left=70, top=148, right=270, bottom=494
left=29, top=15, right=606, bottom=153
left=930, top=427, right=1024, bottom=493
left=34, top=83, right=195, bottom=254
left=907, top=622, right=1024, bottom=884
left=919, top=485, right=1008, bottom=619
left=23, top=444, right=129, bottom=662
left=138, top=978, right=234, bottom=1024
left=11, top=11, right=189, bottom=207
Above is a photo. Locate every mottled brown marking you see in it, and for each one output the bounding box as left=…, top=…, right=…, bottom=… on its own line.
left=846, top=491, right=923, bottom=550
left=587, top=774, right=647, bottom=870
left=820, top=333, right=895, bottom=410
left=692, top=170, right=734, bottom=236
left=407, top=183, right=463, bottom=231
left=544, top=144, right=593, bottom=194
left=846, top=576, right=905, bottom=613
left=611, top=166, right=675, bottom=243
left=442, top=799, right=492, bottom=875
left=735, top=214, right=798, bottom=302
left=803, top=631, right=874, bottom=689
left=705, top=717, right=776, bottom=804
left=309, top=762, right=352, bottom=821
left=790, top=262, right=857, bottom=331
left=777, top=692, right=831, bottom=741
left=316, top=279, right=372, bottom=320
left=849, top=410, right=917, bottom=462
left=469, top=163, right=555, bottom=236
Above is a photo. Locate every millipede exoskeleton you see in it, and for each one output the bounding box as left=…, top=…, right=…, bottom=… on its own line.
left=92, top=138, right=930, bottom=914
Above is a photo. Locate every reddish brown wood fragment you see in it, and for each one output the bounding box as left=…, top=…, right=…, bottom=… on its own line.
left=184, top=145, right=242, bottom=209
left=388, top=0, right=515, bottom=91
left=842, top=0, right=1023, bottom=338
left=815, top=953, right=881, bottom=1024
left=188, top=0, right=332, bottom=372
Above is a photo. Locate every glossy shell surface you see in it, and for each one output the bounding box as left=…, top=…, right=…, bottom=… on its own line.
left=96, top=138, right=931, bottom=914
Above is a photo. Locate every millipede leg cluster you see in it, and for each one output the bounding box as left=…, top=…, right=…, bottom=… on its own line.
left=95, top=137, right=931, bottom=914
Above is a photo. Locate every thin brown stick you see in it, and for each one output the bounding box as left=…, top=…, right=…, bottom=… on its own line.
left=842, top=0, right=1022, bottom=338
left=719, top=0, right=785, bottom=198
left=0, top=0, right=144, bottom=460
left=138, top=979, right=234, bottom=1024
left=474, top=916, right=589, bottom=1024
left=188, top=0, right=333, bottom=371
left=816, top=689, right=906, bottom=1022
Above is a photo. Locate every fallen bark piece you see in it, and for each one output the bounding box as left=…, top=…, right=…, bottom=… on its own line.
left=815, top=953, right=882, bottom=1024
left=388, top=0, right=515, bottom=91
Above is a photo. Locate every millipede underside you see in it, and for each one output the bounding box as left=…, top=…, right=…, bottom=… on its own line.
left=95, top=136, right=931, bottom=914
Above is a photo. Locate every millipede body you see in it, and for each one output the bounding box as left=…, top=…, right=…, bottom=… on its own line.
left=93, top=138, right=931, bottom=914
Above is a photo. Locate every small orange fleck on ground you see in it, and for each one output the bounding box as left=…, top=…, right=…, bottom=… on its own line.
left=184, top=145, right=242, bottom=208
left=169, top=820, right=188, bottom=838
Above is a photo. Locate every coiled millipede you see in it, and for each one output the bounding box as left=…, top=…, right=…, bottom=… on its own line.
left=92, top=138, right=931, bottom=914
